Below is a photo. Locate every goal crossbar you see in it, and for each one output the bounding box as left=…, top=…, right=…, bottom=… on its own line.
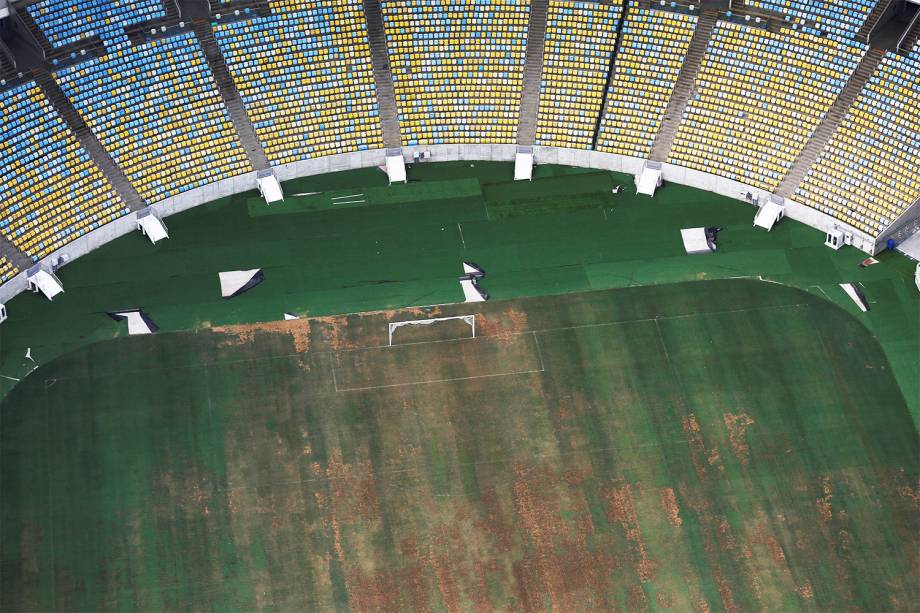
left=388, top=315, right=476, bottom=346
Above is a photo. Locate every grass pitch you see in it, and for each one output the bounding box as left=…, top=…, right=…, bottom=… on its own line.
left=2, top=279, right=917, bottom=611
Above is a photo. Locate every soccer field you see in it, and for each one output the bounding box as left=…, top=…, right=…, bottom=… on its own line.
left=2, top=279, right=917, bottom=610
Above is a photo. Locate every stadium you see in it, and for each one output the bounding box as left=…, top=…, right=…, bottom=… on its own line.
left=0, top=0, right=918, bottom=608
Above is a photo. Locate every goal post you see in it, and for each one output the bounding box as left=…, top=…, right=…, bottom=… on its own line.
left=388, top=314, right=476, bottom=346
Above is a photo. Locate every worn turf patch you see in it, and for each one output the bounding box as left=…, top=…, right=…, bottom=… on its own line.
left=2, top=280, right=916, bottom=610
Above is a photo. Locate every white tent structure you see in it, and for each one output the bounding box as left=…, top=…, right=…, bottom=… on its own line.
left=26, top=265, right=64, bottom=300
left=840, top=283, right=870, bottom=312
left=385, top=149, right=407, bottom=184
left=681, top=228, right=716, bottom=254
left=514, top=146, right=534, bottom=181
left=257, top=169, right=284, bottom=204
left=459, top=276, right=488, bottom=302
left=754, top=197, right=785, bottom=231
left=136, top=208, right=169, bottom=243
left=636, top=161, right=663, bottom=196
left=462, top=261, right=485, bottom=278
left=219, top=269, right=264, bottom=298
left=108, top=309, right=158, bottom=335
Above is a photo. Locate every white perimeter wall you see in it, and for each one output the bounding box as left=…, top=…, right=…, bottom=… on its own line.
left=0, top=144, right=880, bottom=304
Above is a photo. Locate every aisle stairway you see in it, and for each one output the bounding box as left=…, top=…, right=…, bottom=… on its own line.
left=362, top=0, right=402, bottom=149
left=648, top=10, right=718, bottom=161
left=776, top=48, right=885, bottom=199
left=0, top=235, right=31, bottom=272
left=33, top=69, right=146, bottom=211
left=859, top=0, right=894, bottom=41
left=899, top=11, right=920, bottom=53
left=516, top=0, right=548, bottom=146
left=191, top=20, right=269, bottom=170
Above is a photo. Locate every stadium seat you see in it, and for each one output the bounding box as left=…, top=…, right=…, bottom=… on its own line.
left=214, top=0, right=384, bottom=164
left=55, top=34, right=251, bottom=204
left=381, top=0, right=530, bottom=145
left=0, top=82, right=127, bottom=262
left=795, top=52, right=920, bottom=236
left=596, top=5, right=696, bottom=157
left=744, top=0, right=878, bottom=39
left=534, top=0, right=623, bottom=149
left=27, top=0, right=166, bottom=48
left=668, top=21, right=863, bottom=191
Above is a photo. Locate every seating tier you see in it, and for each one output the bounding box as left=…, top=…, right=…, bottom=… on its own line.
left=382, top=0, right=530, bottom=145
left=215, top=0, right=383, bottom=164
left=534, top=0, right=623, bottom=149
left=57, top=34, right=251, bottom=204
left=26, top=0, right=166, bottom=48
left=0, top=256, right=18, bottom=286
left=596, top=5, right=696, bottom=157
left=0, top=83, right=125, bottom=261
left=669, top=22, right=862, bottom=191
left=744, top=0, right=877, bottom=39
left=794, top=52, right=920, bottom=236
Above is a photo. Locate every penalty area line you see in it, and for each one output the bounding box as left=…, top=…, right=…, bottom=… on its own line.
left=332, top=367, right=546, bottom=393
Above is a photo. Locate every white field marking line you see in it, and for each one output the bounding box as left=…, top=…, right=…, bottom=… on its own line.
left=336, top=332, right=544, bottom=392
left=813, top=285, right=832, bottom=300
left=0, top=374, right=20, bottom=382
left=330, top=354, right=339, bottom=392
left=532, top=330, right=545, bottom=372
left=331, top=193, right=364, bottom=200
left=332, top=200, right=367, bottom=206
left=333, top=367, right=545, bottom=393
left=653, top=319, right=672, bottom=368
left=43, top=302, right=810, bottom=385
left=457, top=222, right=466, bottom=248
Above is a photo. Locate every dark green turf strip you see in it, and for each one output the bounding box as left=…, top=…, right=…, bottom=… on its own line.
left=0, top=162, right=916, bottom=428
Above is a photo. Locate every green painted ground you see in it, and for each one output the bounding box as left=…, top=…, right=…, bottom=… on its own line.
left=2, top=280, right=917, bottom=610
left=0, top=162, right=918, bottom=610
left=0, top=163, right=916, bottom=418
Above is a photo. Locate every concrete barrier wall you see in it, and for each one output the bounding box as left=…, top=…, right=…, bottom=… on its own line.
left=0, top=145, right=878, bottom=305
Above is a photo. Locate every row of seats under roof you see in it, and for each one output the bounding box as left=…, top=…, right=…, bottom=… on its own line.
left=534, top=0, right=623, bottom=149
left=27, top=0, right=165, bottom=48
left=381, top=0, right=530, bottom=145
left=55, top=34, right=251, bottom=204
left=795, top=51, right=920, bottom=235
left=745, top=0, right=878, bottom=39
left=1, top=6, right=918, bottom=287
left=0, top=82, right=126, bottom=262
left=214, top=0, right=383, bottom=165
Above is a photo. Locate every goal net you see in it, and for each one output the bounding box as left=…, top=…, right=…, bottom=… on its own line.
left=388, top=315, right=476, bottom=346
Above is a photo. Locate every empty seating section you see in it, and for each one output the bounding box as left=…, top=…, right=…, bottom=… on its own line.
left=596, top=6, right=696, bottom=157
left=0, top=256, right=18, bottom=286
left=534, top=0, right=621, bottom=148
left=794, top=53, right=920, bottom=236
left=0, top=83, right=124, bottom=260
left=27, top=0, right=166, bottom=48
left=382, top=0, right=530, bottom=145
left=669, top=22, right=862, bottom=191
left=214, top=0, right=382, bottom=164
left=744, top=0, right=876, bottom=38
left=57, top=34, right=250, bottom=204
